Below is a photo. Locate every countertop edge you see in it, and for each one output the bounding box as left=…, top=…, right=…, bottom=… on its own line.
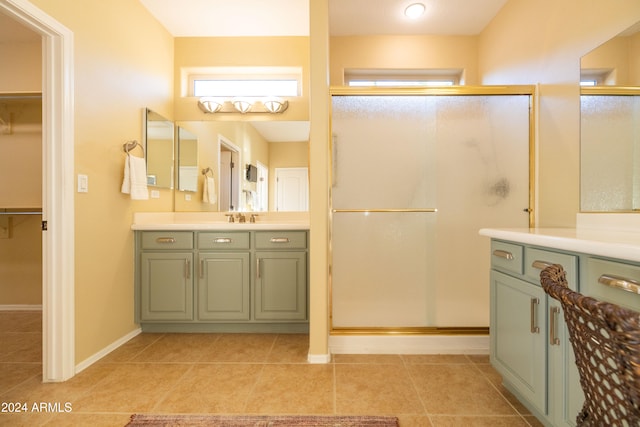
left=479, top=228, right=640, bottom=263
left=131, top=223, right=310, bottom=231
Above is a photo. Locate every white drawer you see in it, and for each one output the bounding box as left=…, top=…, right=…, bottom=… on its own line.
left=584, top=257, right=640, bottom=311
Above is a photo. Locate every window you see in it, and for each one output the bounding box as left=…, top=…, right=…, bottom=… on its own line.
left=345, top=68, right=462, bottom=87
left=187, top=67, right=302, bottom=97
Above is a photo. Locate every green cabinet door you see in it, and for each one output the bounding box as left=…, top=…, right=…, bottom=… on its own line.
left=491, top=270, right=547, bottom=415
left=548, top=298, right=584, bottom=427
left=255, top=251, right=307, bottom=320
left=140, top=252, right=193, bottom=321
left=198, top=252, right=250, bottom=321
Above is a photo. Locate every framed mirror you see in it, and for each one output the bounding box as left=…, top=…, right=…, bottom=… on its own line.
left=144, top=108, right=174, bottom=189
left=176, top=126, right=198, bottom=192
left=580, top=22, right=640, bottom=212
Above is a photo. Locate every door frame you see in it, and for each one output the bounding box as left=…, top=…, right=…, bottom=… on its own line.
left=1, top=0, right=76, bottom=381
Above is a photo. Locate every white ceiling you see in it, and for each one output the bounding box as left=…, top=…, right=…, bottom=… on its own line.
left=138, top=0, right=509, bottom=37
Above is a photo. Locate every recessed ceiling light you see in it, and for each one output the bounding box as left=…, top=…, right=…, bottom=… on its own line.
left=404, top=3, right=426, bottom=19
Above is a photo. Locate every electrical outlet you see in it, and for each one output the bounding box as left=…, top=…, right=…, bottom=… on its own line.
left=151, top=190, right=160, bottom=199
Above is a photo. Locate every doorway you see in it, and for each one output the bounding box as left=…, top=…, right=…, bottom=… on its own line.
left=0, top=0, right=76, bottom=382
left=219, top=136, right=240, bottom=211
left=256, top=161, right=268, bottom=211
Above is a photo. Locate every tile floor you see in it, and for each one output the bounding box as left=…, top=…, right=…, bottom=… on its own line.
left=0, top=311, right=544, bottom=426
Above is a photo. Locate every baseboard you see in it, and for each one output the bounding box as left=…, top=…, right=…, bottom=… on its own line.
left=0, top=304, right=42, bottom=311
left=75, top=327, right=142, bottom=374
left=329, top=334, right=489, bottom=355
left=307, top=353, right=332, bottom=364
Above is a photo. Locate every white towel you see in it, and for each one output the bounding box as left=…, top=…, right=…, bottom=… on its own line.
left=121, top=154, right=149, bottom=200
left=203, top=176, right=216, bottom=204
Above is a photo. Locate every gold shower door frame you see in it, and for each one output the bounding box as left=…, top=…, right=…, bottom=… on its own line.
left=328, top=85, right=537, bottom=336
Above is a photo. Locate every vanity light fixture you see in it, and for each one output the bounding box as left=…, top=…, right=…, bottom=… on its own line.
left=232, top=98, right=253, bottom=114
left=198, top=97, right=225, bottom=113
left=404, top=2, right=426, bottom=19
left=197, top=96, right=289, bottom=114
left=262, top=97, right=287, bottom=113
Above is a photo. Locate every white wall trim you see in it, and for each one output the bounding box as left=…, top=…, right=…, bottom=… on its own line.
left=329, top=335, right=490, bottom=355
left=1, top=0, right=75, bottom=382
left=75, top=328, right=142, bottom=374
left=307, top=353, right=332, bottom=364
left=0, top=304, right=43, bottom=311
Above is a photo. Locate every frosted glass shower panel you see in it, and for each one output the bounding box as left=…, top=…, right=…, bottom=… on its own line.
left=581, top=95, right=640, bottom=212
left=330, top=93, right=531, bottom=329
left=331, top=212, right=436, bottom=327
left=331, top=96, right=437, bottom=209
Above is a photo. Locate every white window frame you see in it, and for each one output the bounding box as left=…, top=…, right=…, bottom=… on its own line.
left=345, top=68, right=463, bottom=87
left=185, top=66, right=303, bottom=97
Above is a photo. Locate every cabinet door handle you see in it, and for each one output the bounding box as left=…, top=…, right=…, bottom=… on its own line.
left=213, top=237, right=232, bottom=244
left=493, top=249, right=514, bottom=260
left=156, top=237, right=176, bottom=244
left=530, top=298, right=540, bottom=333
left=199, top=258, right=204, bottom=279
left=185, top=259, right=190, bottom=279
left=532, top=260, right=554, bottom=270
left=256, top=257, right=261, bottom=279
left=598, top=274, right=640, bottom=295
left=270, top=237, right=290, bottom=243
left=549, top=306, right=560, bottom=345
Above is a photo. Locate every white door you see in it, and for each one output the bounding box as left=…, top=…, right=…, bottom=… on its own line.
left=275, top=167, right=308, bottom=211
left=256, top=161, right=268, bottom=211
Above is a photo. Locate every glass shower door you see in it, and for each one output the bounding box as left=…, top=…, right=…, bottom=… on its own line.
left=330, top=92, right=531, bottom=330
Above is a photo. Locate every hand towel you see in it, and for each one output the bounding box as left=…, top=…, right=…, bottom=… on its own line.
left=203, top=176, right=216, bottom=204
left=121, top=154, right=149, bottom=200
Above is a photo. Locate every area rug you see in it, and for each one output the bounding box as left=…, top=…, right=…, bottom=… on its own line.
left=126, top=414, right=399, bottom=426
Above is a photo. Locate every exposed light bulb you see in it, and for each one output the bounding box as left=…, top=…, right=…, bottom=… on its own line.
left=404, top=3, right=426, bottom=19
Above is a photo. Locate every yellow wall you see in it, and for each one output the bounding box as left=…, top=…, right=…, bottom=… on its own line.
left=330, top=35, right=479, bottom=85
left=479, top=0, right=640, bottom=227
left=29, top=0, right=175, bottom=363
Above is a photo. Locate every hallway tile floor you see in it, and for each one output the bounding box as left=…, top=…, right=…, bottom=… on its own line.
left=0, top=312, right=544, bottom=426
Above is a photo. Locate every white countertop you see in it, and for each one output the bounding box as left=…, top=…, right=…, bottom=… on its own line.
left=479, top=227, right=640, bottom=263
left=131, top=212, right=310, bottom=231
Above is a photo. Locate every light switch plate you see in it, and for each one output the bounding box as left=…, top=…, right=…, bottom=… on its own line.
left=77, top=174, right=88, bottom=193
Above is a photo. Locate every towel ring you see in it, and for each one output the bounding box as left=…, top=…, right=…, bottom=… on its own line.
left=123, top=140, right=143, bottom=154
left=202, top=167, right=213, bottom=177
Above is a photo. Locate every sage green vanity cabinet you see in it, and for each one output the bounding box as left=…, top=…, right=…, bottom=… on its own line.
left=490, top=240, right=583, bottom=427
left=254, top=231, right=308, bottom=321
left=135, top=229, right=308, bottom=332
left=138, top=232, right=194, bottom=321
left=197, top=231, right=250, bottom=321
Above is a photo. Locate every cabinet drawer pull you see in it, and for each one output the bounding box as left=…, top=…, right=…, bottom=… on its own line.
left=530, top=298, right=540, bottom=334
left=156, top=237, right=176, bottom=244
left=532, top=260, right=554, bottom=270
left=270, top=237, right=290, bottom=243
left=549, top=306, right=560, bottom=345
left=493, top=249, right=514, bottom=260
left=213, top=237, right=232, bottom=244
left=598, top=274, right=640, bottom=295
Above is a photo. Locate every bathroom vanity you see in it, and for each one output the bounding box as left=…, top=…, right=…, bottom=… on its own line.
left=132, top=213, right=309, bottom=333
left=480, top=221, right=640, bottom=427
